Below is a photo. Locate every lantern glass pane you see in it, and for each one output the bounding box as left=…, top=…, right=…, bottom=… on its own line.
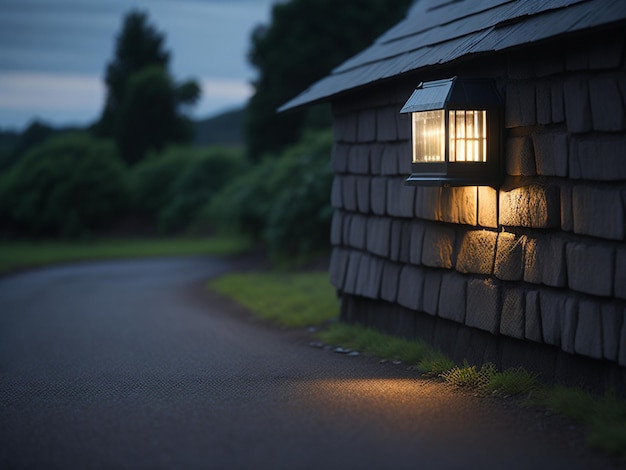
left=448, top=110, right=487, bottom=162
left=412, top=110, right=444, bottom=162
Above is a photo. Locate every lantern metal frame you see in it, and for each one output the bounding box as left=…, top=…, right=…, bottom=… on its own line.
left=400, top=77, right=503, bottom=188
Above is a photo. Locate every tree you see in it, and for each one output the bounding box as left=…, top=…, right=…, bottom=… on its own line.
left=97, top=10, right=169, bottom=138
left=246, top=0, right=414, bottom=160
left=96, top=10, right=200, bottom=165
left=115, top=66, right=198, bottom=165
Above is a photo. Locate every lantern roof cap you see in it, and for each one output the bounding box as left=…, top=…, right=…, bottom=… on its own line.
left=400, top=77, right=500, bottom=113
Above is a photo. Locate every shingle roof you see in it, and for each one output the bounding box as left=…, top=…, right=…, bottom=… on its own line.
left=279, top=0, right=626, bottom=112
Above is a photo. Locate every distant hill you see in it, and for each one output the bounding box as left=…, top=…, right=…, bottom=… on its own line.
left=0, top=109, right=245, bottom=171
left=193, top=107, right=245, bottom=147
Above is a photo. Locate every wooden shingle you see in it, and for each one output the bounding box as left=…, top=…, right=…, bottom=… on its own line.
left=380, top=262, right=402, bottom=303
left=563, top=79, right=592, bottom=133
left=566, top=242, right=614, bottom=297
left=575, top=301, right=604, bottom=359
left=438, top=272, right=467, bottom=324
left=572, top=185, right=625, bottom=240
left=539, top=290, right=566, bottom=347
left=366, top=216, right=392, bottom=258
left=532, top=131, right=568, bottom=177
left=466, top=279, right=501, bottom=335
left=397, top=265, right=425, bottom=311
left=600, top=303, right=623, bottom=361
left=525, top=291, right=543, bottom=343
left=571, top=136, right=626, bottom=181
left=500, top=288, right=525, bottom=340
left=589, top=78, right=626, bottom=132
left=615, top=248, right=626, bottom=300
left=370, top=177, right=387, bottom=215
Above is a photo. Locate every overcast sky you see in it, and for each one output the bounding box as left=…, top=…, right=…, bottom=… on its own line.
left=0, top=0, right=276, bottom=132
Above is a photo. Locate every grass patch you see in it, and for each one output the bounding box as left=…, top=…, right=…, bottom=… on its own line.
left=441, top=361, right=498, bottom=391
left=540, top=386, right=626, bottom=459
left=417, top=353, right=456, bottom=376
left=207, top=271, right=338, bottom=327
left=441, top=361, right=540, bottom=396
left=488, top=366, right=541, bottom=396
left=316, top=322, right=432, bottom=364
left=0, top=235, right=251, bottom=274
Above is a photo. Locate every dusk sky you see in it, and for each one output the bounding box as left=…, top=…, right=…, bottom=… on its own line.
left=0, top=0, right=276, bottom=132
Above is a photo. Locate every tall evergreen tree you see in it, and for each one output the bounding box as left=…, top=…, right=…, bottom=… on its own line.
left=246, top=0, right=414, bottom=160
left=96, top=10, right=200, bottom=165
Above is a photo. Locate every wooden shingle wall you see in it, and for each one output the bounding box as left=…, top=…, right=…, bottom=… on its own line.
left=328, top=33, right=626, bottom=377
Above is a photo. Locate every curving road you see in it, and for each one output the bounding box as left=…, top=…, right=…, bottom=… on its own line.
left=0, top=257, right=620, bottom=469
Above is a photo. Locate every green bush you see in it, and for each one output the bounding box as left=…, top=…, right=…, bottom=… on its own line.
left=0, top=133, right=128, bottom=238
left=205, top=155, right=284, bottom=238
left=158, top=146, right=245, bottom=233
left=208, top=129, right=333, bottom=261
left=129, top=146, right=197, bottom=215
left=263, top=131, right=333, bottom=260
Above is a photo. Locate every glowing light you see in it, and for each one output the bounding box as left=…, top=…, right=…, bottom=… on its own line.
left=412, top=110, right=444, bottom=162
left=448, top=110, right=487, bottom=162
left=412, top=109, right=487, bottom=163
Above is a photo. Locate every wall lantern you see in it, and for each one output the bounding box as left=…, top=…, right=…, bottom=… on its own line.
left=400, top=77, right=502, bottom=187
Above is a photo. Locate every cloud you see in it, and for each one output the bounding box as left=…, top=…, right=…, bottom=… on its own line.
left=194, top=77, right=253, bottom=117
left=199, top=78, right=252, bottom=100
left=0, top=72, right=104, bottom=110
left=0, top=72, right=254, bottom=129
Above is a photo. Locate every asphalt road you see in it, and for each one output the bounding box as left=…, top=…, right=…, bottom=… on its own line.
left=0, top=256, right=622, bottom=469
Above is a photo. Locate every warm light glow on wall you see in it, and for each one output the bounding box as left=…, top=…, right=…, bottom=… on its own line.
left=477, top=186, right=498, bottom=228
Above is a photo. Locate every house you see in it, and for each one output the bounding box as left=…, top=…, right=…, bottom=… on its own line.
left=280, top=0, right=626, bottom=391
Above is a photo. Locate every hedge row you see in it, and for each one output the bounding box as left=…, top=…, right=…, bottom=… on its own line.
left=0, top=130, right=333, bottom=260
